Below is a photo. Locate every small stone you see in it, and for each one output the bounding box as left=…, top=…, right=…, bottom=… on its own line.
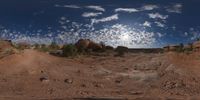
left=64, top=79, right=73, bottom=84
left=81, top=84, right=86, bottom=87
left=123, top=67, right=129, bottom=70
left=89, top=66, right=95, bottom=68
left=129, top=91, right=143, bottom=95
left=40, top=76, right=49, bottom=82
left=115, top=78, right=123, bottom=83
left=94, top=83, right=104, bottom=88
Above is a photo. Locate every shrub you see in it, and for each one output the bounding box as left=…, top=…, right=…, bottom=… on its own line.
left=34, top=43, right=40, bottom=49
left=115, top=46, right=128, bottom=57
left=176, top=43, right=184, bottom=52
left=105, top=46, right=114, bottom=50
left=187, top=43, right=193, bottom=51
left=40, top=44, right=49, bottom=52
left=62, top=44, right=78, bottom=57
left=49, top=42, right=59, bottom=50
left=14, top=42, right=30, bottom=50
left=99, top=41, right=106, bottom=52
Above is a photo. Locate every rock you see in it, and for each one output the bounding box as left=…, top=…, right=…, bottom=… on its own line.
left=75, top=39, right=90, bottom=51
left=164, top=81, right=185, bottom=89
left=115, top=77, right=123, bottom=83
left=81, top=84, right=86, bottom=88
left=129, top=91, right=143, bottom=95
left=39, top=76, right=49, bottom=82
left=75, top=39, right=103, bottom=52
left=94, top=83, right=104, bottom=88
left=88, top=41, right=103, bottom=51
left=64, top=79, right=73, bottom=84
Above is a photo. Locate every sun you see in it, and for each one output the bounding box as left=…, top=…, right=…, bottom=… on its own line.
left=120, top=33, right=130, bottom=41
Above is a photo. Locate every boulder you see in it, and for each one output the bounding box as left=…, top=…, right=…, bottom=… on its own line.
left=88, top=41, right=102, bottom=51
left=75, top=39, right=90, bottom=50
left=75, top=39, right=103, bottom=52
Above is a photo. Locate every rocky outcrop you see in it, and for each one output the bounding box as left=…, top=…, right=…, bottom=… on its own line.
left=75, top=39, right=90, bottom=51
left=75, top=39, right=103, bottom=52
left=193, top=41, right=200, bottom=51
left=88, top=41, right=102, bottom=51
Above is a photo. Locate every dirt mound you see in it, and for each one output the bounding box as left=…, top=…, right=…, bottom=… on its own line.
left=0, top=40, right=12, bottom=49
left=0, top=40, right=17, bottom=59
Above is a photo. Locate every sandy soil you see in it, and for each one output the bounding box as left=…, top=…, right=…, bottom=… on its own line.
left=0, top=49, right=200, bottom=100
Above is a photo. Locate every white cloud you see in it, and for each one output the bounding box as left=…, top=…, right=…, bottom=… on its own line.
left=141, top=4, right=159, bottom=11
left=115, top=4, right=158, bottom=13
left=93, top=24, right=156, bottom=48
left=55, top=4, right=81, bottom=9
left=61, top=17, right=66, bottom=20
left=148, top=13, right=168, bottom=20
left=82, top=12, right=102, bottom=18
left=85, top=6, right=105, bottom=12
left=157, top=32, right=164, bottom=38
left=115, top=8, right=139, bottom=13
left=143, top=21, right=151, bottom=27
left=155, top=21, right=165, bottom=27
left=184, top=32, right=188, bottom=36
left=55, top=5, right=81, bottom=9
left=91, top=14, right=119, bottom=24
left=166, top=3, right=182, bottom=13
left=172, top=26, right=176, bottom=30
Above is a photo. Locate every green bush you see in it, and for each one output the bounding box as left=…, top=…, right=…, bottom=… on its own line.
left=115, top=46, right=128, bottom=57
left=62, top=44, right=78, bottom=57
left=49, top=42, right=59, bottom=50
left=176, top=43, right=184, bottom=53
left=34, top=43, right=40, bottom=49
left=39, top=44, right=49, bottom=52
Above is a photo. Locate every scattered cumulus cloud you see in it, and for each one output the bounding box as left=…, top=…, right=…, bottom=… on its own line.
left=166, top=3, right=182, bottom=13
left=82, top=12, right=102, bottom=18
left=188, top=27, right=200, bottom=40
left=148, top=13, right=168, bottom=20
left=143, top=21, right=151, bottom=27
left=55, top=4, right=105, bottom=12
left=115, top=4, right=158, bottom=13
left=115, top=8, right=139, bottom=13
left=93, top=24, right=156, bottom=48
left=184, top=32, right=188, bottom=36
left=91, top=14, right=119, bottom=24
left=157, top=32, right=164, bottom=38
left=155, top=21, right=165, bottom=27
left=141, top=4, right=159, bottom=11
left=61, top=17, right=66, bottom=20
left=55, top=4, right=81, bottom=9
left=172, top=26, right=176, bottom=31
left=85, top=6, right=105, bottom=12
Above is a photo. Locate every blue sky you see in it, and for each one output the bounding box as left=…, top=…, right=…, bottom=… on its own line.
left=0, top=0, right=200, bottom=48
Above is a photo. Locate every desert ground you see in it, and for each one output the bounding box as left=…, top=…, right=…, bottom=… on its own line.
left=1, top=42, right=200, bottom=100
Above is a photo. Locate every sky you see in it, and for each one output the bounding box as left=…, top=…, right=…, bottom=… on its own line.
left=0, top=0, right=200, bottom=48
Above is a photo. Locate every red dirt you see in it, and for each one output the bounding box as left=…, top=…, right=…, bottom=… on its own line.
left=0, top=49, right=200, bottom=100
